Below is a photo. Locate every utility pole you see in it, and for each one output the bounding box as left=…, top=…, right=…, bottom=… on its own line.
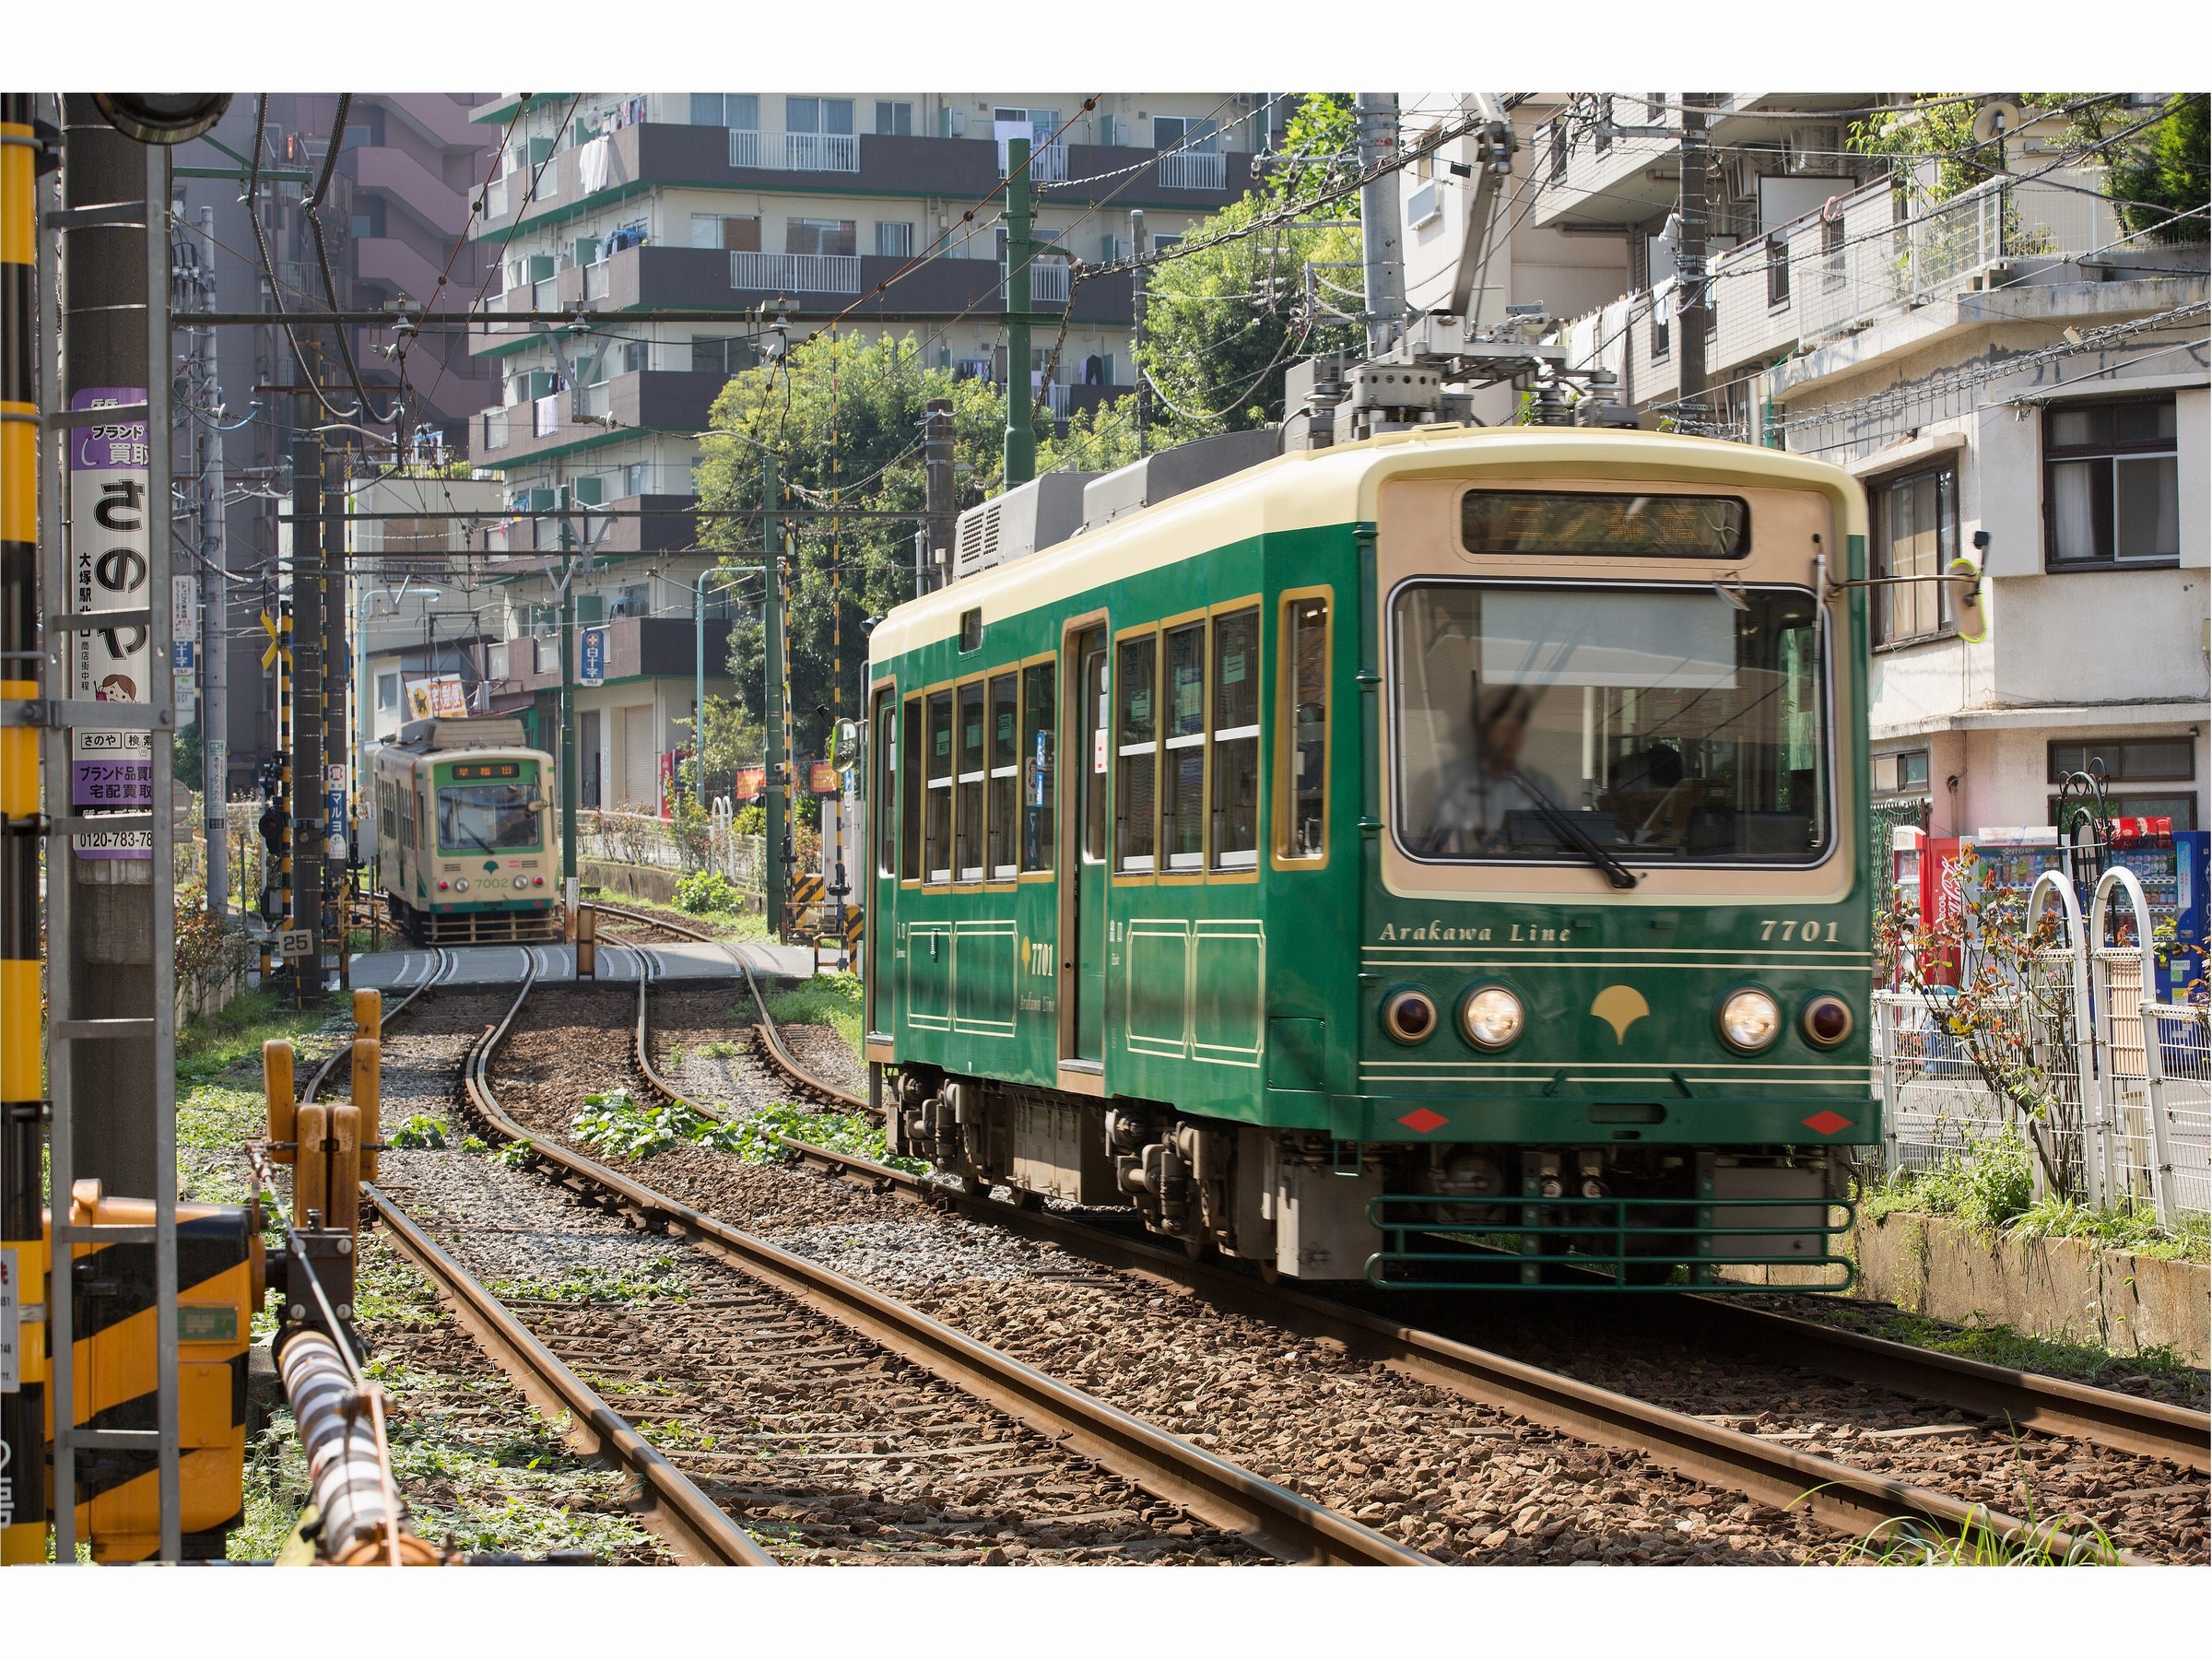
left=288, top=421, right=323, bottom=1005
left=558, top=491, right=578, bottom=929
left=1355, top=93, right=1406, bottom=356
left=761, top=453, right=786, bottom=939
left=1, top=88, right=48, bottom=1567
left=321, top=446, right=347, bottom=987
left=1002, top=135, right=1036, bottom=488
left=60, top=98, right=160, bottom=1188
left=1677, top=96, right=1712, bottom=433
left=194, top=205, right=227, bottom=917
left=1129, top=208, right=1148, bottom=456
left=921, top=397, right=954, bottom=591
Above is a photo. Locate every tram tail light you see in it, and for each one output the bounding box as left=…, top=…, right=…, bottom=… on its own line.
left=1801, top=994, right=1853, bottom=1048
left=1381, top=988, right=1439, bottom=1043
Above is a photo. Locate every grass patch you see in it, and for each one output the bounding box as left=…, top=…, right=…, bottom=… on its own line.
left=764, top=970, right=862, bottom=1059
left=1859, top=1133, right=2207, bottom=1263
left=1797, top=1299, right=2205, bottom=1401
left=1823, top=1506, right=2122, bottom=1566
left=177, top=987, right=337, bottom=1085
left=701, top=1040, right=737, bottom=1060
left=486, top=1260, right=688, bottom=1305
left=593, top=888, right=770, bottom=942
left=388, top=1113, right=449, bottom=1150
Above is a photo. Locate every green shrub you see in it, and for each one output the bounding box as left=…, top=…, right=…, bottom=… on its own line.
left=571, top=1089, right=704, bottom=1159
left=675, top=868, right=744, bottom=916
left=388, top=1113, right=448, bottom=1150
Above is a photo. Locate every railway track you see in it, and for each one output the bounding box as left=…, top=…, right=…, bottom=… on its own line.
left=336, top=943, right=1427, bottom=1566
left=581, top=912, right=2206, bottom=1563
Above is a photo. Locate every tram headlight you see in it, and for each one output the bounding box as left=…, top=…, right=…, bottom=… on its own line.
left=1801, top=994, right=1853, bottom=1049
left=1718, top=988, right=1782, bottom=1053
left=512, top=874, right=528, bottom=889
left=1381, top=988, right=1439, bottom=1044
left=454, top=877, right=470, bottom=893
left=1459, top=985, right=1525, bottom=1051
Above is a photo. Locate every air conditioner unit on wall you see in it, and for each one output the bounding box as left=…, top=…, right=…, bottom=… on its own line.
left=1786, top=126, right=1842, bottom=175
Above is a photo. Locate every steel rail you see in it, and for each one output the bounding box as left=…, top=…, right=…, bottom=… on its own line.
left=464, top=954, right=1429, bottom=1568
left=365, top=1181, right=775, bottom=1567
left=584, top=900, right=867, bottom=1111
left=772, top=1138, right=2155, bottom=1562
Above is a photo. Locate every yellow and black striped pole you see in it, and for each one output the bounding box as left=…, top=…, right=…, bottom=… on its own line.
left=1, top=91, right=50, bottom=1564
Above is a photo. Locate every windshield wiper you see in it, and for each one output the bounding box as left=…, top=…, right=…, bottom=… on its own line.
left=1510, top=770, right=1640, bottom=890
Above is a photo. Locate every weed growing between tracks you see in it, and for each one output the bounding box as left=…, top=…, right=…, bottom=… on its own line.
left=1823, top=1500, right=2122, bottom=1566
left=763, top=970, right=863, bottom=1060
left=572, top=1088, right=923, bottom=1174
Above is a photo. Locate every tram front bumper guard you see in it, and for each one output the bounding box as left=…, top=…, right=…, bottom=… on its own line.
left=1365, top=1192, right=1856, bottom=1291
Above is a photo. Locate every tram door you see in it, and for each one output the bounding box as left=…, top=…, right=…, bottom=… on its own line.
left=1067, top=627, right=1108, bottom=1063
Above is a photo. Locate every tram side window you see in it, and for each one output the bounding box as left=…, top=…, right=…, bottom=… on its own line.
left=900, top=696, right=922, bottom=878
left=1279, top=595, right=1328, bottom=862
left=924, top=689, right=953, bottom=882
left=1114, top=633, right=1159, bottom=873
left=875, top=690, right=897, bottom=878
left=986, top=672, right=1019, bottom=879
left=1211, top=606, right=1261, bottom=868
left=955, top=680, right=986, bottom=881
left=1019, top=661, right=1054, bottom=873
left=1161, top=622, right=1207, bottom=871
left=380, top=782, right=394, bottom=842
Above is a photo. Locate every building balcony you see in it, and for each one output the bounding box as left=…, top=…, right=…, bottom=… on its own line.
left=340, top=143, right=472, bottom=239
left=477, top=493, right=698, bottom=559
left=486, top=615, right=735, bottom=694
left=727, top=128, right=859, bottom=172
left=472, top=124, right=1256, bottom=241
left=476, top=368, right=727, bottom=469
left=469, top=243, right=1135, bottom=358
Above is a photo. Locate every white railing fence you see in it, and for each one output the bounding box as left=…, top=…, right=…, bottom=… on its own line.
left=1876, top=865, right=2209, bottom=1225
left=575, top=806, right=764, bottom=894
left=1157, top=149, right=1225, bottom=191
left=727, top=128, right=861, bottom=173
left=730, top=250, right=863, bottom=295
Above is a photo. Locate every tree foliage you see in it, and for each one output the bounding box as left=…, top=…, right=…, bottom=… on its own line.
left=1847, top=94, right=2088, bottom=204
left=1130, top=94, right=1366, bottom=438
left=695, top=332, right=1005, bottom=744
left=2102, top=93, right=2209, bottom=241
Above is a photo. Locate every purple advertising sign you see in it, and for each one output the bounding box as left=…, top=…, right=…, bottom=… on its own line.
left=69, top=386, right=154, bottom=857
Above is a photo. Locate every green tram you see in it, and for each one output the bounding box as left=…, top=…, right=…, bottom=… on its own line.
left=864, top=426, right=1873, bottom=1289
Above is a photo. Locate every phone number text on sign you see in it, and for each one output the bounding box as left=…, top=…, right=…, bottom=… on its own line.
left=70, top=387, right=155, bottom=859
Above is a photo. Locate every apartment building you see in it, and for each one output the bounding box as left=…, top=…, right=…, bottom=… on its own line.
left=460, top=91, right=1273, bottom=800
left=1536, top=97, right=2210, bottom=835
left=171, top=96, right=497, bottom=798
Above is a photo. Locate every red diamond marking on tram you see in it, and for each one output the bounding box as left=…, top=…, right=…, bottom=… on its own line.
left=1397, top=1109, right=1449, bottom=1135
left=1802, top=1111, right=1852, bottom=1136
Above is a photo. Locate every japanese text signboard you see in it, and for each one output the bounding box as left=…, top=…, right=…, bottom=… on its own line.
left=70, top=387, right=153, bottom=858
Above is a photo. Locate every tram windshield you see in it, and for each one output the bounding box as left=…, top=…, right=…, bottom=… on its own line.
left=1391, top=583, right=1830, bottom=866
left=438, top=781, right=541, bottom=853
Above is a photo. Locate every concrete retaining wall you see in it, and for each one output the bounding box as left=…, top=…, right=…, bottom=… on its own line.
left=582, top=859, right=679, bottom=907
left=1851, top=1211, right=2210, bottom=1366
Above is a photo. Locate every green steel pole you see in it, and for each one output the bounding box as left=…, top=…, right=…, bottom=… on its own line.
left=761, top=453, right=785, bottom=938
left=693, top=569, right=707, bottom=810
left=559, top=498, right=578, bottom=914
left=1003, top=135, right=1035, bottom=488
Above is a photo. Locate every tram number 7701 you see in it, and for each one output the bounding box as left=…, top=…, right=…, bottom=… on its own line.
left=1759, top=918, right=1842, bottom=943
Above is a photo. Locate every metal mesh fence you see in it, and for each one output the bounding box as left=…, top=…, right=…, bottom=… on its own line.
left=2144, top=1004, right=2212, bottom=1220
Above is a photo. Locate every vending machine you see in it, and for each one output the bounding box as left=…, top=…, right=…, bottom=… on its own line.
left=2171, top=830, right=2209, bottom=1001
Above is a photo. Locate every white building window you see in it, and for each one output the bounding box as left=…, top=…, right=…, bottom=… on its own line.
left=875, top=220, right=913, bottom=258
left=692, top=94, right=758, bottom=130
left=875, top=100, right=912, bottom=136
left=2044, top=395, right=2180, bottom=568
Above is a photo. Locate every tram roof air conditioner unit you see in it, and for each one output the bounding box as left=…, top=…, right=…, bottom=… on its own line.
left=395, top=715, right=529, bottom=751
left=950, top=470, right=1099, bottom=581
left=1081, top=429, right=1279, bottom=529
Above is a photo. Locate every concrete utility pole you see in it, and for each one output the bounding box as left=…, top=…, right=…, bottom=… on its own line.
left=288, top=424, right=323, bottom=1005
left=1002, top=135, right=1036, bottom=488
left=1128, top=208, right=1148, bottom=456
left=60, top=97, right=159, bottom=1191
left=921, top=397, right=954, bottom=591
left=1677, top=96, right=1712, bottom=431
left=761, top=453, right=786, bottom=937
left=1355, top=93, right=1406, bottom=356
left=195, top=205, right=228, bottom=916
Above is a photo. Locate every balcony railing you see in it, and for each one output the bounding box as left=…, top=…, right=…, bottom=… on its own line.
left=485, top=173, right=511, bottom=219
left=583, top=261, right=609, bottom=301
left=481, top=406, right=510, bottom=452
left=726, top=128, right=860, bottom=173
left=1156, top=149, right=1225, bottom=191
left=730, top=250, right=862, bottom=294
left=1023, top=258, right=1070, bottom=305
left=581, top=380, right=613, bottom=421
left=1002, top=138, right=1066, bottom=182
left=532, top=274, right=558, bottom=312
